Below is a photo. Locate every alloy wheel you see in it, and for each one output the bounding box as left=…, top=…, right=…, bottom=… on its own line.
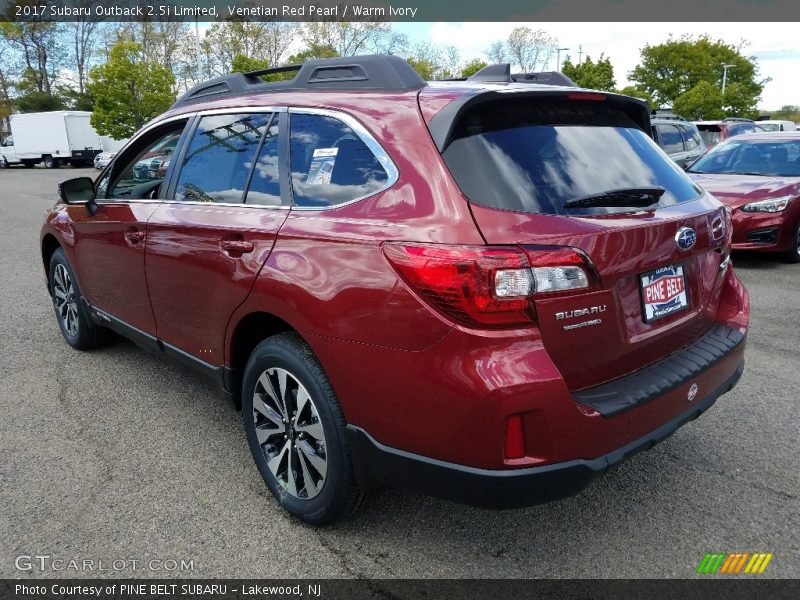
left=252, top=368, right=327, bottom=499
left=53, top=264, right=79, bottom=337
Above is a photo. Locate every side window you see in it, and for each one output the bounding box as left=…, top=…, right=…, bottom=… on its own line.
left=656, top=124, right=684, bottom=154
left=245, top=117, right=281, bottom=206
left=680, top=125, right=702, bottom=150
left=289, top=113, right=389, bottom=208
left=175, top=113, right=270, bottom=204
left=104, top=125, right=186, bottom=200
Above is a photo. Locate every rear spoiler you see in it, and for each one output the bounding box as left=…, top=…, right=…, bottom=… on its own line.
left=427, top=89, right=652, bottom=152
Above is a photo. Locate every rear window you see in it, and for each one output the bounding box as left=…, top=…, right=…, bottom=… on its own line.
left=697, top=125, right=721, bottom=146
left=441, top=99, right=702, bottom=216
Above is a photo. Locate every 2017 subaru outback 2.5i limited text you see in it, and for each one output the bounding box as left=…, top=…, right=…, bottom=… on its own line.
left=41, top=56, right=749, bottom=525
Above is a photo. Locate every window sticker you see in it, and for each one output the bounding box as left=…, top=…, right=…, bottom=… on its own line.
left=306, top=148, right=338, bottom=185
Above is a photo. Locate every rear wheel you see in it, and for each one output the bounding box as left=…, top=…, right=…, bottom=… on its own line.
left=783, top=222, right=800, bottom=264
left=49, top=249, right=110, bottom=350
left=43, top=155, right=58, bottom=169
left=242, top=332, right=364, bottom=525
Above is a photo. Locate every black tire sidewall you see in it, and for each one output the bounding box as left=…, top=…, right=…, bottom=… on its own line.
left=786, top=222, right=800, bottom=263
left=44, top=156, right=56, bottom=169
left=242, top=334, right=355, bottom=525
left=49, top=249, right=95, bottom=349
left=0, top=156, right=7, bottom=168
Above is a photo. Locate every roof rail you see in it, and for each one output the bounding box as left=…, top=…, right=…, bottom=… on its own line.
left=463, top=63, right=576, bottom=87
left=171, top=54, right=425, bottom=110
left=651, top=113, right=688, bottom=122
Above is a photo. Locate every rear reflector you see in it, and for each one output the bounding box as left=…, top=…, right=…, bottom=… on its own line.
left=504, top=415, right=526, bottom=459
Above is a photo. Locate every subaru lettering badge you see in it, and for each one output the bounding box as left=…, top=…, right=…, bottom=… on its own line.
left=687, top=383, right=698, bottom=402
left=675, top=226, right=697, bottom=251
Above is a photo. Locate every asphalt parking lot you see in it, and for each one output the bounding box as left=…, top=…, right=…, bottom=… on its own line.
left=1, top=166, right=798, bottom=579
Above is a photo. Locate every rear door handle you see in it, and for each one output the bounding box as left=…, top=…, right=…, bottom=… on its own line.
left=220, top=239, right=254, bottom=254
left=124, top=230, right=145, bottom=244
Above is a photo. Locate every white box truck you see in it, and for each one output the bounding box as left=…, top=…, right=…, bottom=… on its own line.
left=0, top=111, right=103, bottom=169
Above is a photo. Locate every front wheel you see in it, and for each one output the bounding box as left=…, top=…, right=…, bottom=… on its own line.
left=49, top=249, right=110, bottom=350
left=783, top=222, right=800, bottom=264
left=242, top=333, right=364, bottom=525
left=0, top=156, right=8, bottom=168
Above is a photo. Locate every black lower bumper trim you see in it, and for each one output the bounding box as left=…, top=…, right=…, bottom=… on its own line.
left=572, top=324, right=745, bottom=417
left=347, top=362, right=744, bottom=510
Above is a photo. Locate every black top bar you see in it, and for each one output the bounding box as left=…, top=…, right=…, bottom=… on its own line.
left=170, top=55, right=426, bottom=110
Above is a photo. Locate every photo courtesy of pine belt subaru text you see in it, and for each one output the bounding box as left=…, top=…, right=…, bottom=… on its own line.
left=41, top=56, right=750, bottom=525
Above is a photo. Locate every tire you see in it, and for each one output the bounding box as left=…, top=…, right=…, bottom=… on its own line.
left=783, top=222, right=800, bottom=264
left=0, top=156, right=8, bottom=168
left=242, top=332, right=364, bottom=525
left=43, top=155, right=57, bottom=169
left=48, top=249, right=111, bottom=350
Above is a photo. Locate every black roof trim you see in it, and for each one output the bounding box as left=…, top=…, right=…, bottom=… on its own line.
left=171, top=55, right=425, bottom=110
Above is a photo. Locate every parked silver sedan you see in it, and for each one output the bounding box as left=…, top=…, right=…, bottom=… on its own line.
left=93, top=151, right=116, bottom=170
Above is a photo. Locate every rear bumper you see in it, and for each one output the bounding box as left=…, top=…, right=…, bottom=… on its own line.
left=347, top=362, right=744, bottom=509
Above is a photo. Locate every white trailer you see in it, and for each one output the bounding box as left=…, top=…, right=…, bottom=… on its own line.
left=0, top=111, right=103, bottom=168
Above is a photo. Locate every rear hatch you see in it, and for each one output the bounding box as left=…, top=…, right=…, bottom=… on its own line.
left=431, top=91, right=730, bottom=390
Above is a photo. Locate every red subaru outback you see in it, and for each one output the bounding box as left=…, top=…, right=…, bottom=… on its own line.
left=41, top=56, right=749, bottom=524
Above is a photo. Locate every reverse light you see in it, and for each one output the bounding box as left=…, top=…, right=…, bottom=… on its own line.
left=741, top=196, right=793, bottom=213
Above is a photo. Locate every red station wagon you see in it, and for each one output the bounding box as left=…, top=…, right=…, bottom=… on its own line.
left=41, top=56, right=749, bottom=524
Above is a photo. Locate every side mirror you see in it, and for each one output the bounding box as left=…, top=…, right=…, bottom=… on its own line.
left=58, top=177, right=98, bottom=216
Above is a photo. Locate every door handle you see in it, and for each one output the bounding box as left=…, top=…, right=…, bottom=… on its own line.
left=124, top=230, right=145, bottom=244
left=220, top=239, right=254, bottom=254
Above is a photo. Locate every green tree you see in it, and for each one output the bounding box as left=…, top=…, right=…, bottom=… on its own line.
left=672, top=80, right=725, bottom=120
left=406, top=58, right=437, bottom=81
left=617, top=85, right=655, bottom=109
left=461, top=58, right=487, bottom=78
left=722, top=82, right=759, bottom=119
left=231, top=54, right=269, bottom=73
left=286, top=44, right=340, bottom=64
left=561, top=54, right=615, bottom=91
left=87, top=41, right=175, bottom=140
left=629, top=35, right=766, bottom=109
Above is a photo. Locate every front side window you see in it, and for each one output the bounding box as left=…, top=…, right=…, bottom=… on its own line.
left=175, top=113, right=270, bottom=204
left=289, top=113, right=389, bottom=208
left=103, top=124, right=186, bottom=200
left=441, top=98, right=703, bottom=216
left=656, top=124, right=684, bottom=154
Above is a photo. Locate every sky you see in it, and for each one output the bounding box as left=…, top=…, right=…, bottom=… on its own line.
left=392, top=22, right=799, bottom=110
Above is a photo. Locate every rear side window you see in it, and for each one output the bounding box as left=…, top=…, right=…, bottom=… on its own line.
left=245, top=117, right=280, bottom=206
left=441, top=99, right=702, bottom=216
left=175, top=113, right=270, bottom=204
left=656, top=124, right=684, bottom=154
left=289, top=113, right=389, bottom=208
left=679, top=125, right=703, bottom=150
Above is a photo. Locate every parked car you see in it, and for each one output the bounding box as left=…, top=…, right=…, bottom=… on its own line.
left=694, top=118, right=766, bottom=148
left=94, top=152, right=117, bottom=170
left=755, top=120, right=797, bottom=133
left=651, top=116, right=707, bottom=167
left=41, top=56, right=749, bottom=524
left=687, top=132, right=800, bottom=262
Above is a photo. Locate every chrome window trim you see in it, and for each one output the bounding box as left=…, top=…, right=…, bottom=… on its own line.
left=286, top=107, right=400, bottom=211
left=98, top=105, right=397, bottom=212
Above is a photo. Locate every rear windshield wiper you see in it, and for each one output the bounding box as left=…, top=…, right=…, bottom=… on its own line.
left=562, top=187, right=666, bottom=209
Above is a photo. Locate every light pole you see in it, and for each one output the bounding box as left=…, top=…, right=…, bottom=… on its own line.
left=556, top=47, right=570, bottom=72
left=722, top=63, right=735, bottom=95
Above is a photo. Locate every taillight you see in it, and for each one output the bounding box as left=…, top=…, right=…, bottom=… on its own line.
left=382, top=243, right=596, bottom=329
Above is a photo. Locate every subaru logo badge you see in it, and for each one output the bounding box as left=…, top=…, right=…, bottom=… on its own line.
left=675, top=226, right=697, bottom=251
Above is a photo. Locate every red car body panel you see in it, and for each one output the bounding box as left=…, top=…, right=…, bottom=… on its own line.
left=40, top=71, right=750, bottom=502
